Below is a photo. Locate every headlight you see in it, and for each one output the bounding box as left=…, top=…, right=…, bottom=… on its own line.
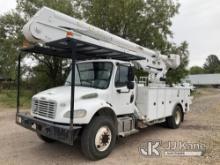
left=63, top=109, right=87, bottom=118
left=81, top=93, right=98, bottom=99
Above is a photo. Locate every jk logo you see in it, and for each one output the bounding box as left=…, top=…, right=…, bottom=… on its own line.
left=139, top=140, right=161, bottom=157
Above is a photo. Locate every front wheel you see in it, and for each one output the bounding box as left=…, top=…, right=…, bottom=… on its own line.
left=80, top=116, right=116, bottom=160
left=166, top=105, right=183, bottom=129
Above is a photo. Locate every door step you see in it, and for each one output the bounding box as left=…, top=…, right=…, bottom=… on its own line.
left=118, top=129, right=139, bottom=137
left=136, top=118, right=166, bottom=128
left=147, top=118, right=166, bottom=125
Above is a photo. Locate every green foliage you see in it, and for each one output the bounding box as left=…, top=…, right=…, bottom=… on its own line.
left=0, top=89, right=32, bottom=108
left=78, top=0, right=180, bottom=52
left=190, top=66, right=204, bottom=74
left=0, top=11, right=25, bottom=79
left=16, top=0, right=80, bottom=19
left=203, top=55, right=220, bottom=73
left=77, top=0, right=188, bottom=83
left=134, top=68, right=148, bottom=80
left=166, top=41, right=189, bottom=84
left=26, top=60, right=70, bottom=92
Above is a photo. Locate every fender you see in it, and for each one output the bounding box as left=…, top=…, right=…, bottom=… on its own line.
left=92, top=107, right=117, bottom=126
left=172, top=103, right=183, bottom=113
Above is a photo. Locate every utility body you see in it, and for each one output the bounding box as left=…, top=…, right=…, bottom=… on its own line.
left=16, top=7, right=192, bottom=160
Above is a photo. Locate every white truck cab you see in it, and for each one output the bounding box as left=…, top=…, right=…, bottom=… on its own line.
left=31, top=59, right=136, bottom=124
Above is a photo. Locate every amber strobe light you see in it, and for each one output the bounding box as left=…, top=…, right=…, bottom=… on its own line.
left=66, top=31, right=74, bottom=38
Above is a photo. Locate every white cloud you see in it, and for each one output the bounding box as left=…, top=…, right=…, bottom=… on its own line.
left=0, top=0, right=16, bottom=14
left=171, top=0, right=220, bottom=67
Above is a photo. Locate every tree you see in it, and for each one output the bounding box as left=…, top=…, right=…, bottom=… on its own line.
left=203, top=55, right=220, bottom=73
left=16, top=0, right=81, bottom=19
left=166, top=41, right=189, bottom=84
left=77, top=0, right=180, bottom=52
left=0, top=11, right=25, bottom=79
left=190, top=66, right=204, bottom=74
left=77, top=0, right=189, bottom=83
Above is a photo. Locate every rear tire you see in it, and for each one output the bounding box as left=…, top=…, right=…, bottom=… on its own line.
left=80, top=116, right=116, bottom=160
left=37, top=133, right=55, bottom=143
left=166, top=105, right=183, bottom=129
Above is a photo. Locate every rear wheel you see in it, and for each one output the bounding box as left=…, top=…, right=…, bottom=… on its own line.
left=80, top=116, right=116, bottom=160
left=166, top=105, right=183, bottom=129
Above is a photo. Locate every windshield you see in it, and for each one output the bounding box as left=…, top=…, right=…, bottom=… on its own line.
left=65, top=62, right=113, bottom=89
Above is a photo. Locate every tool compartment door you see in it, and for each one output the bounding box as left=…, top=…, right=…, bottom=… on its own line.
left=147, top=88, right=158, bottom=120
left=136, top=87, right=157, bottom=121
left=157, top=89, right=166, bottom=119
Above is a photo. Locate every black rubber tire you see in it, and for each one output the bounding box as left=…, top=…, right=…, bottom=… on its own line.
left=166, top=105, right=183, bottom=129
left=80, top=116, right=116, bottom=160
left=37, top=133, right=55, bottom=143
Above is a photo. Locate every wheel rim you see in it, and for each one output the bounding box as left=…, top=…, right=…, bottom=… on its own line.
left=175, top=110, right=181, bottom=125
left=95, top=126, right=112, bottom=152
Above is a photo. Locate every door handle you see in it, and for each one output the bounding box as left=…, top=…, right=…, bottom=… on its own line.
left=116, top=89, right=121, bottom=93
left=130, top=94, right=134, bottom=103
left=116, top=89, right=130, bottom=94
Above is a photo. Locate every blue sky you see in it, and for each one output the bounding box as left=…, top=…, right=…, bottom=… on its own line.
left=0, top=0, right=219, bottom=67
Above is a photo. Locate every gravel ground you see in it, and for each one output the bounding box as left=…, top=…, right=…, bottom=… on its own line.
left=0, top=88, right=219, bottom=165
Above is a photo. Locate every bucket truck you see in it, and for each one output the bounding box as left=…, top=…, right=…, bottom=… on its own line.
left=16, top=7, right=192, bottom=160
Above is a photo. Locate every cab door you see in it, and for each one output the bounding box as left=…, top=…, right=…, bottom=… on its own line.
left=111, top=64, right=135, bottom=115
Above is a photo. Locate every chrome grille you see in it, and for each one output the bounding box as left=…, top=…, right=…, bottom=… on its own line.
left=32, top=99, right=57, bottom=119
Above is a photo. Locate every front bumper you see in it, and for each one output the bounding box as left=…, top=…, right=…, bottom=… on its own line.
left=16, top=112, right=81, bottom=145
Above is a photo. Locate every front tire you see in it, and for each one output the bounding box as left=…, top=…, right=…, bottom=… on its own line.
left=80, top=116, right=116, bottom=160
left=166, top=105, right=183, bottom=129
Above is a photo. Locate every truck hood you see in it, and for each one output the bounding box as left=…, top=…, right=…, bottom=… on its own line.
left=33, top=86, right=104, bottom=102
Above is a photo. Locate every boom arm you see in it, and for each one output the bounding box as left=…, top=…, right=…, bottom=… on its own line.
left=23, top=7, right=180, bottom=83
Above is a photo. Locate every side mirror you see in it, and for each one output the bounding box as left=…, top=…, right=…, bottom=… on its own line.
left=128, top=66, right=134, bottom=81
left=127, top=81, right=134, bottom=90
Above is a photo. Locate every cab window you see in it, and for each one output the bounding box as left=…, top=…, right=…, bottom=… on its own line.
left=115, top=65, right=129, bottom=87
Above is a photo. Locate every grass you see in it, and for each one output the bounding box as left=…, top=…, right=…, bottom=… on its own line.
left=0, top=89, right=32, bottom=109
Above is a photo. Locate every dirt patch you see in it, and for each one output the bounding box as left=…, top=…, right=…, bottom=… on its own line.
left=0, top=88, right=219, bottom=165
left=181, top=124, right=216, bottom=130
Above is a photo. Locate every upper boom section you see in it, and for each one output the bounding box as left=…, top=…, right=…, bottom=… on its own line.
left=23, top=7, right=180, bottom=83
